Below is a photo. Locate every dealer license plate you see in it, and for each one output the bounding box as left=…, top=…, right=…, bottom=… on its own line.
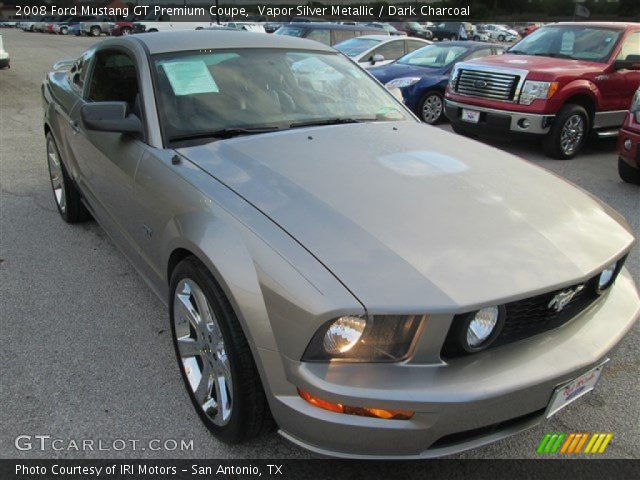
left=546, top=361, right=608, bottom=418
left=461, top=109, right=480, bottom=124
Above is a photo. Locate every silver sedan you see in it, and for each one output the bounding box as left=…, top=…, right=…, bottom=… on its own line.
left=42, top=30, right=639, bottom=458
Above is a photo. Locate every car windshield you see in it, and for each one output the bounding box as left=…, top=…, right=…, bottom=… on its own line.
left=153, top=49, right=410, bottom=144
left=335, top=38, right=382, bottom=57
left=508, top=25, right=622, bottom=62
left=397, top=44, right=468, bottom=68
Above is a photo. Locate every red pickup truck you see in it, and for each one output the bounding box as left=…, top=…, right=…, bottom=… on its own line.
left=445, top=22, right=640, bottom=159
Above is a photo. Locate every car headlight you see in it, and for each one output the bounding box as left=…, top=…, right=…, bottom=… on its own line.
left=519, top=80, right=559, bottom=105
left=445, top=306, right=505, bottom=354
left=385, top=77, right=421, bottom=89
left=597, top=261, right=618, bottom=292
left=302, top=315, right=425, bottom=362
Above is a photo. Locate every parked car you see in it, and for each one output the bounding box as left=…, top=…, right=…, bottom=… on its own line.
left=371, top=42, right=504, bottom=124
left=34, top=16, right=55, bottom=32
left=42, top=30, right=638, bottom=459
left=132, top=13, right=216, bottom=33
left=275, top=23, right=387, bottom=46
left=225, top=22, right=266, bottom=33
left=80, top=16, right=117, bottom=36
left=389, top=21, right=432, bottom=40
left=334, top=35, right=430, bottom=69
left=363, top=22, right=406, bottom=36
left=0, top=33, right=9, bottom=69
left=445, top=22, right=640, bottom=159
left=618, top=87, right=640, bottom=184
left=53, top=16, right=96, bottom=35
left=471, top=25, right=490, bottom=42
left=522, top=23, right=541, bottom=37
left=68, top=23, right=82, bottom=36
left=109, top=21, right=134, bottom=36
left=481, top=24, right=519, bottom=42
left=264, top=22, right=282, bottom=34
left=429, top=22, right=472, bottom=41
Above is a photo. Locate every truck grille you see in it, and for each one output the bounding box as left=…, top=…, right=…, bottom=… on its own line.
left=454, top=69, right=520, bottom=102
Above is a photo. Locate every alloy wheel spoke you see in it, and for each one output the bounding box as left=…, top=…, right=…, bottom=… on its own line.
left=177, top=336, right=204, bottom=358
left=193, top=362, right=213, bottom=405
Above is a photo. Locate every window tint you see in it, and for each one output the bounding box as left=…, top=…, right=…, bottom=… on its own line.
left=306, top=29, right=330, bottom=45
left=87, top=50, right=141, bottom=116
left=371, top=41, right=405, bottom=62
left=617, top=32, right=640, bottom=61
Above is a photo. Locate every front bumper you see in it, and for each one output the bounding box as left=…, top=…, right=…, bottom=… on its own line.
left=445, top=99, right=554, bottom=136
left=269, top=269, right=639, bottom=458
left=618, top=125, right=640, bottom=169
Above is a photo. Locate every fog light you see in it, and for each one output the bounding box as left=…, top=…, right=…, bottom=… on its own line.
left=467, top=306, right=500, bottom=348
left=322, top=316, right=366, bottom=355
left=598, top=262, right=617, bottom=292
left=623, top=138, right=632, bottom=151
left=518, top=118, right=531, bottom=129
left=297, top=389, right=414, bottom=420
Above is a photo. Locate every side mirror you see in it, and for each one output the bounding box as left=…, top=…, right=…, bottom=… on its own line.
left=81, top=102, right=142, bottom=134
left=371, top=53, right=385, bottom=65
left=614, top=55, right=640, bottom=71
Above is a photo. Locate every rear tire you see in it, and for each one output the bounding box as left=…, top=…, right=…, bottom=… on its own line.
left=619, top=157, right=640, bottom=185
left=543, top=104, right=590, bottom=159
left=45, top=133, right=90, bottom=223
left=169, top=257, right=273, bottom=444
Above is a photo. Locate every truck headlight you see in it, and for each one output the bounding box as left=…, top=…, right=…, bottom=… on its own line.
left=303, top=315, right=425, bottom=362
left=519, top=81, right=559, bottom=105
left=385, top=77, right=421, bottom=89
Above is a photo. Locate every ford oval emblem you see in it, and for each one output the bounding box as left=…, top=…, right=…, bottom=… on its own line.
left=474, top=79, right=488, bottom=88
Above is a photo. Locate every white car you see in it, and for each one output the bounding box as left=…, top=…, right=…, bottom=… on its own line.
left=0, top=33, right=10, bottom=69
left=334, top=35, right=431, bottom=69
left=132, top=14, right=216, bottom=33
left=225, top=22, right=266, bottom=33
left=482, top=24, right=519, bottom=42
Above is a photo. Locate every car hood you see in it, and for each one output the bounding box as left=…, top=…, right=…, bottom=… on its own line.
left=370, top=63, right=443, bottom=84
left=179, top=122, right=634, bottom=312
left=468, top=54, right=606, bottom=77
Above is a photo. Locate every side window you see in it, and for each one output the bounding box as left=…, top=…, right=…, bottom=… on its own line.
left=617, top=32, right=640, bottom=61
left=333, top=30, right=356, bottom=45
left=370, top=41, right=405, bottom=62
left=465, top=48, right=493, bottom=61
left=70, top=50, right=93, bottom=94
left=306, top=29, right=330, bottom=45
left=406, top=40, right=427, bottom=54
left=86, top=50, right=142, bottom=117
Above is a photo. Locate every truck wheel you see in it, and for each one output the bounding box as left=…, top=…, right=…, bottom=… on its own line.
left=419, top=92, right=445, bottom=125
left=90, top=26, right=101, bottom=36
left=619, top=157, right=640, bottom=185
left=543, top=104, right=590, bottom=160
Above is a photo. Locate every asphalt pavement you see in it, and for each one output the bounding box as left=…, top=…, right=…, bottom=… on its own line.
left=0, top=29, right=638, bottom=460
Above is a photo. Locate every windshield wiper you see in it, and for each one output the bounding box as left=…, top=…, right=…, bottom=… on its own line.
left=507, top=49, right=527, bottom=55
left=288, top=117, right=377, bottom=129
left=533, top=52, right=574, bottom=59
left=170, top=126, right=280, bottom=143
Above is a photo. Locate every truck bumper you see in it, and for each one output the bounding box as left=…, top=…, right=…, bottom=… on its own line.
left=269, top=270, right=639, bottom=459
left=618, top=125, right=640, bottom=169
left=445, top=99, right=555, bottom=136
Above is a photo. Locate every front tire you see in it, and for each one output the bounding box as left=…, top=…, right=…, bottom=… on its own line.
left=46, top=133, right=90, bottom=223
left=418, top=92, right=445, bottom=125
left=543, top=104, right=590, bottom=159
left=619, top=157, right=640, bottom=185
left=169, top=257, right=272, bottom=444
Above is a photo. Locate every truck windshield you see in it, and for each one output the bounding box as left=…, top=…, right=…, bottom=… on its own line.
left=508, top=25, right=622, bottom=63
left=152, top=49, right=409, bottom=144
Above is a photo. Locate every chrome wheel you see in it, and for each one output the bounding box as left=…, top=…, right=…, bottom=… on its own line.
left=422, top=94, right=443, bottom=124
left=560, top=114, right=585, bottom=156
left=173, top=278, right=233, bottom=426
left=47, top=137, right=66, bottom=213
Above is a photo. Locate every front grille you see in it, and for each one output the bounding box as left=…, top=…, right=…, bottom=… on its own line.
left=454, top=69, right=519, bottom=102
left=442, top=256, right=627, bottom=358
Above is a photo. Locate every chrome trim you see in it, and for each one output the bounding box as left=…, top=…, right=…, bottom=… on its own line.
left=450, top=62, right=529, bottom=104
left=595, top=129, right=620, bottom=139
left=445, top=99, right=555, bottom=135
left=593, top=110, right=626, bottom=129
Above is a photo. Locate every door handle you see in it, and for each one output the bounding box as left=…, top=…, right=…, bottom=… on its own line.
left=69, top=120, right=79, bottom=133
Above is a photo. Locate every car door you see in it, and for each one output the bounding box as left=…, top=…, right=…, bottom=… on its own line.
left=67, top=47, right=149, bottom=260
left=614, top=31, right=640, bottom=110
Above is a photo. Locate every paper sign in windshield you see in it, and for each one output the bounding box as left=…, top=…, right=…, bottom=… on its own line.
left=162, top=61, right=219, bottom=96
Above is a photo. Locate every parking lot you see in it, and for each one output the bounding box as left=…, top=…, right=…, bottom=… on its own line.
left=0, top=28, right=638, bottom=459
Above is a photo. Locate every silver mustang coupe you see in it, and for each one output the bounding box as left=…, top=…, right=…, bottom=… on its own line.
left=43, top=30, right=638, bottom=458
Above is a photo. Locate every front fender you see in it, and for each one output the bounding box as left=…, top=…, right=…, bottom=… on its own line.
left=551, top=79, right=600, bottom=110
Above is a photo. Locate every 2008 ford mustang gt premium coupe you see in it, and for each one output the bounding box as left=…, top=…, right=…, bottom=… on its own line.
left=43, top=30, right=639, bottom=458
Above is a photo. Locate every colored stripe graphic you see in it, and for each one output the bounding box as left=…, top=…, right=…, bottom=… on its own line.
left=538, top=433, right=613, bottom=454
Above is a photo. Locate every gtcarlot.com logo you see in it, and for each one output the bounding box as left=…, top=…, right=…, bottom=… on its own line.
left=537, top=432, right=613, bottom=455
